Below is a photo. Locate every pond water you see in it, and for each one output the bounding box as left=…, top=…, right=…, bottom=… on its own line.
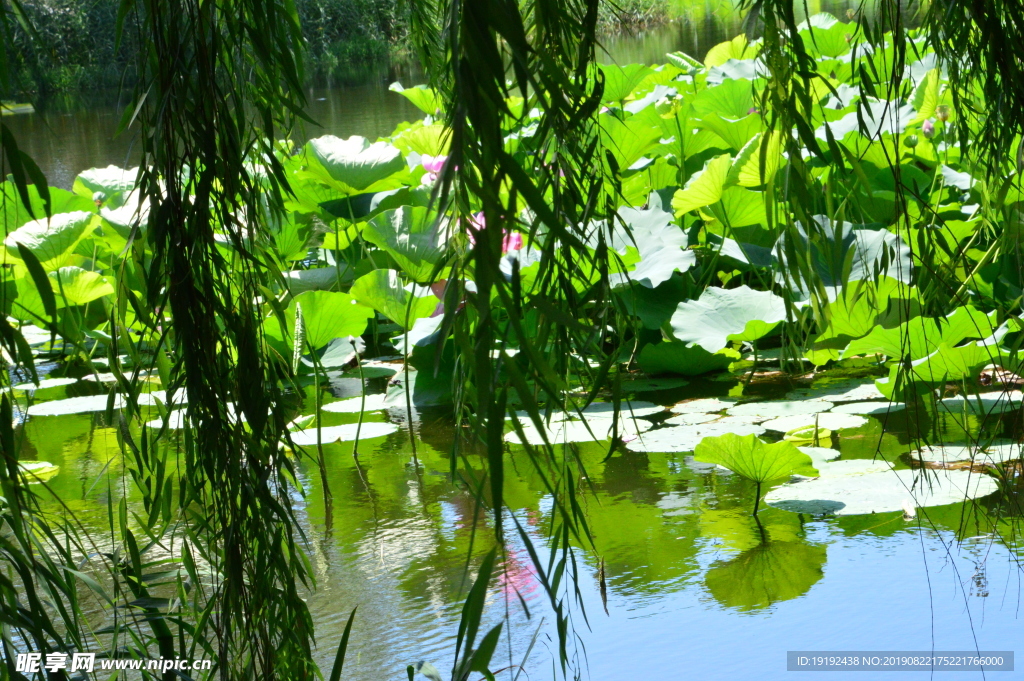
left=19, top=362, right=1024, bottom=680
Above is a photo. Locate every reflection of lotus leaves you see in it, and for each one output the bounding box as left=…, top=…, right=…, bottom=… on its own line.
left=704, top=541, right=827, bottom=611
left=766, top=467, right=998, bottom=515
left=656, top=492, right=696, bottom=516
left=19, top=461, right=60, bottom=483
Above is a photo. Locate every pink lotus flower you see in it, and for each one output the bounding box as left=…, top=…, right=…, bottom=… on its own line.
left=466, top=212, right=523, bottom=254
left=922, top=120, right=935, bottom=139
left=420, top=154, right=447, bottom=181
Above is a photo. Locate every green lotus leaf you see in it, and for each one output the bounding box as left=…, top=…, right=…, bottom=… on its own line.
left=266, top=291, right=373, bottom=352
left=690, top=78, right=756, bottom=119
left=637, top=341, right=739, bottom=376
left=349, top=269, right=439, bottom=330
left=49, top=266, right=114, bottom=305
left=389, top=82, right=442, bottom=115
left=910, top=69, right=940, bottom=124
left=704, top=541, right=826, bottom=611
left=1, top=182, right=95, bottom=232
left=599, top=63, right=654, bottom=103
left=666, top=51, right=703, bottom=73
left=668, top=285, right=787, bottom=352
left=843, top=305, right=995, bottom=360
left=703, top=35, right=757, bottom=68
left=306, top=135, right=405, bottom=191
left=671, top=154, right=731, bottom=216
left=73, top=165, right=137, bottom=200
left=797, top=12, right=854, bottom=58
left=600, top=116, right=661, bottom=170
left=727, top=132, right=784, bottom=187
left=694, top=433, right=819, bottom=483
left=362, top=206, right=448, bottom=282
left=696, top=112, right=762, bottom=151
left=708, top=186, right=767, bottom=228
left=4, top=211, right=97, bottom=270
left=18, top=460, right=61, bottom=483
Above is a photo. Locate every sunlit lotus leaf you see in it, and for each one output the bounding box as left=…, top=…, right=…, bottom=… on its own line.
left=911, top=440, right=1021, bottom=465
left=829, top=401, right=906, bottom=415
left=669, top=285, right=787, bottom=353
left=504, top=417, right=651, bottom=446
left=877, top=342, right=1016, bottom=399
left=671, top=397, right=739, bottom=414
left=783, top=425, right=832, bottom=443
left=910, top=69, right=940, bottom=124
left=73, top=165, right=137, bottom=199
left=600, top=116, right=661, bottom=169
left=664, top=412, right=720, bottom=425
left=362, top=206, right=449, bottom=282
left=388, top=82, right=442, bottom=114
left=938, top=391, right=1023, bottom=416
left=761, top=412, right=867, bottom=432
left=1, top=182, right=94, bottom=232
left=4, top=211, right=97, bottom=270
left=49, top=267, right=114, bottom=305
left=391, top=122, right=449, bottom=156
left=666, top=51, right=703, bottom=72
left=696, top=112, right=762, bottom=151
left=671, top=154, right=731, bottom=216
left=100, top=189, right=149, bottom=238
left=283, top=267, right=346, bottom=295
left=349, top=269, right=439, bottom=329
left=608, top=204, right=695, bottom=288
left=766, top=467, right=998, bottom=516
left=306, top=135, right=405, bottom=190
left=321, top=394, right=388, bottom=413
left=626, top=421, right=766, bottom=453
left=797, top=12, right=854, bottom=58
left=727, top=132, right=784, bottom=187
left=704, top=541, right=826, bottom=611
left=18, top=460, right=60, bottom=483
left=572, top=400, right=665, bottom=419
left=638, top=342, right=739, bottom=375
left=290, top=421, right=398, bottom=446
left=706, top=58, right=768, bottom=85
left=796, top=446, right=841, bottom=467
left=14, top=377, right=78, bottom=391
left=843, top=306, right=995, bottom=360
left=28, top=393, right=159, bottom=416
left=727, top=399, right=834, bottom=419
left=599, top=63, right=654, bottom=103
left=285, top=291, right=374, bottom=351
left=703, top=35, right=756, bottom=68
left=707, top=186, right=767, bottom=227
left=694, top=433, right=818, bottom=484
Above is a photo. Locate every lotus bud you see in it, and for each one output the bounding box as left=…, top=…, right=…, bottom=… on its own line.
left=92, top=191, right=106, bottom=207
left=936, top=105, right=950, bottom=123
left=922, top=119, right=935, bottom=139
left=904, top=134, right=919, bottom=149
left=846, top=8, right=856, bottom=19
left=747, top=107, right=760, bottom=115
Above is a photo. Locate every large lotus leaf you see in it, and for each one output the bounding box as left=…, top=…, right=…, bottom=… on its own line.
left=910, top=69, right=940, bottom=124
left=694, top=433, right=818, bottom=483
left=766, top=467, right=998, bottom=516
left=696, top=112, right=762, bottom=151
left=1, top=182, right=95, bottom=232
left=616, top=275, right=693, bottom=329
left=28, top=393, right=160, bottom=416
left=843, top=306, right=994, bottom=360
left=760, top=412, right=867, bottom=432
left=704, top=541, right=826, bottom=611
left=362, top=206, right=448, bottom=282
left=607, top=205, right=694, bottom=288
left=5, top=211, right=97, bottom=270
left=668, top=285, right=787, bottom=352
left=706, top=58, right=768, bottom=85
left=797, top=12, right=853, bottom=58
left=306, top=135, right=405, bottom=191
left=671, top=154, right=731, bottom=216
left=773, top=217, right=912, bottom=300
left=626, top=421, right=766, bottom=453
left=601, top=116, right=661, bottom=170
left=73, top=165, right=137, bottom=200
left=49, top=267, right=114, bottom=305
left=349, top=269, right=439, bottom=329
left=637, top=341, right=739, bottom=375
left=876, top=339, right=1015, bottom=399
left=818, top=100, right=915, bottom=142
left=690, top=78, right=756, bottom=119
left=283, top=267, right=347, bottom=294
left=265, top=291, right=373, bottom=352
left=100, top=190, right=149, bottom=239
left=391, top=122, right=449, bottom=156
left=727, top=399, right=834, bottom=419
left=708, top=186, right=767, bottom=228
left=703, top=35, right=757, bottom=68
left=806, top=277, right=919, bottom=365
left=290, top=421, right=398, bottom=446
left=599, top=64, right=654, bottom=103
left=666, top=51, right=703, bottom=73
left=728, top=132, right=784, bottom=187
left=388, top=82, right=442, bottom=115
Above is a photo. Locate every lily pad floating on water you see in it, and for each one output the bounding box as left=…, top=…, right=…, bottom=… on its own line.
left=290, top=422, right=398, bottom=446
left=625, top=421, right=767, bottom=453
left=505, top=417, right=652, bottom=446
left=829, top=401, right=907, bottom=415
left=912, top=440, right=1022, bottom=466
left=671, top=397, right=739, bottom=414
left=727, top=399, right=834, bottom=419
left=796, top=446, right=841, bottom=467
left=664, top=412, right=720, bottom=426
left=938, top=391, right=1024, bottom=416
left=19, top=460, right=60, bottom=483
left=13, top=377, right=78, bottom=391
left=321, top=393, right=389, bottom=413
left=28, top=392, right=160, bottom=416
left=783, top=425, right=833, bottom=443
left=618, top=376, right=691, bottom=392
left=761, top=412, right=867, bottom=433
left=765, top=466, right=999, bottom=516
left=787, top=379, right=885, bottom=403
